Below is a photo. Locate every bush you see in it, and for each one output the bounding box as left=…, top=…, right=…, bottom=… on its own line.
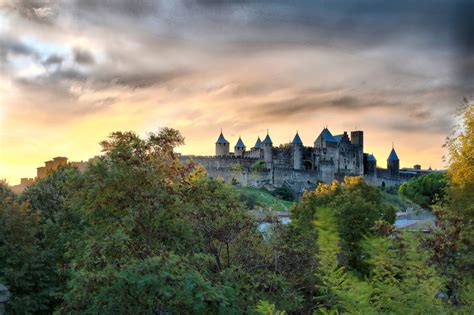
left=399, top=173, right=448, bottom=208
left=272, top=186, right=295, bottom=201
left=239, top=192, right=257, bottom=209
left=252, top=161, right=267, bottom=172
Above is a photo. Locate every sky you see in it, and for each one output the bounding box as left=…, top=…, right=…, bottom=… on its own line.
left=1, top=0, right=473, bottom=185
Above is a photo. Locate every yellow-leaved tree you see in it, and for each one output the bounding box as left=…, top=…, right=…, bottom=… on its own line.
left=447, top=98, right=474, bottom=219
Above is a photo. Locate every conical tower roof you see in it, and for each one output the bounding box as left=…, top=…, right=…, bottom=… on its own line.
left=367, top=154, right=376, bottom=161
left=292, top=132, right=303, bottom=145
left=216, top=131, right=229, bottom=144
left=263, top=133, right=273, bottom=145
left=254, top=137, right=262, bottom=149
left=320, top=127, right=337, bottom=142
left=388, top=147, right=399, bottom=161
left=235, top=137, right=246, bottom=148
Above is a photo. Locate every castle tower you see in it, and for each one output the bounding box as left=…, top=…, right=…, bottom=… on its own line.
left=253, top=137, right=262, bottom=150
left=292, top=131, right=303, bottom=170
left=387, top=146, right=400, bottom=176
left=215, top=131, right=230, bottom=156
left=262, top=130, right=273, bottom=164
left=350, top=130, right=363, bottom=147
left=367, top=154, right=377, bottom=176
left=234, top=137, right=246, bottom=157
left=350, top=130, right=364, bottom=175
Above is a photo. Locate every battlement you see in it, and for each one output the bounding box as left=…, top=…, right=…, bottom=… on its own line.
left=181, top=155, right=260, bottom=161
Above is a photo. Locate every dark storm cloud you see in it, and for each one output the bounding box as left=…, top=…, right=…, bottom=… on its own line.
left=253, top=95, right=388, bottom=120
left=73, top=48, right=95, bottom=65
left=73, top=0, right=159, bottom=17
left=4, top=0, right=472, bottom=122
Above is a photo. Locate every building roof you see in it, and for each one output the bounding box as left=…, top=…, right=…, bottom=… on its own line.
left=263, top=132, right=273, bottom=145
left=367, top=154, right=377, bottom=161
left=254, top=137, right=262, bottom=149
left=292, top=132, right=303, bottom=145
left=320, top=128, right=338, bottom=142
left=216, top=132, right=229, bottom=144
left=388, top=148, right=399, bottom=161
left=333, top=134, right=343, bottom=142
left=235, top=137, right=246, bottom=148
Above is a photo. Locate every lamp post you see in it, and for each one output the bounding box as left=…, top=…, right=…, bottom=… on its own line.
left=0, top=284, right=10, bottom=315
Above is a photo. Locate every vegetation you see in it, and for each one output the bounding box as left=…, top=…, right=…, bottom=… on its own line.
left=236, top=187, right=294, bottom=211
left=0, top=100, right=472, bottom=314
left=271, top=185, right=295, bottom=202
left=252, top=160, right=268, bottom=172
left=399, top=172, right=448, bottom=208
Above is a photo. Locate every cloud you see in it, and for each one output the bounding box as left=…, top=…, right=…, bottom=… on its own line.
left=2, top=0, right=59, bottom=24
left=1, top=0, right=472, bottom=185
left=42, top=53, right=63, bottom=65
left=73, top=48, right=95, bottom=65
left=0, top=37, right=39, bottom=62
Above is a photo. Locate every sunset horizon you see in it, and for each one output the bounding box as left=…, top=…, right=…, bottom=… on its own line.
left=1, top=1, right=472, bottom=184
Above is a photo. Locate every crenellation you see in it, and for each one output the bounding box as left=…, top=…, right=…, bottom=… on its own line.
left=181, top=128, right=439, bottom=190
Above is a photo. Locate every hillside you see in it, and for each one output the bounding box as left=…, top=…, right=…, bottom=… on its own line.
left=235, top=187, right=294, bottom=211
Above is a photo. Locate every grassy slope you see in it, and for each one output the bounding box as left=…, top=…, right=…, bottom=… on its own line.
left=235, top=187, right=294, bottom=211
left=381, top=190, right=411, bottom=212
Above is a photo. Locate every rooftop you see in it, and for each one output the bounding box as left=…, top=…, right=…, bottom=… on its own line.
left=216, top=132, right=229, bottom=144
left=254, top=137, right=262, bottom=149
left=263, top=133, right=273, bottom=145
left=388, top=148, right=399, bottom=161
left=235, top=137, right=246, bottom=148
left=292, top=132, right=303, bottom=145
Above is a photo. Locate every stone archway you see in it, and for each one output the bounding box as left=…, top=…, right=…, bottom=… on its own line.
left=303, top=160, right=313, bottom=171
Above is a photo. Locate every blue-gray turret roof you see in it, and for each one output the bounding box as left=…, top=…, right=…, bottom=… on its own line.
left=367, top=154, right=376, bottom=161
left=216, top=132, right=229, bottom=144
left=263, top=133, right=273, bottom=145
left=320, top=128, right=338, bottom=142
left=388, top=148, right=399, bottom=161
left=292, top=132, right=303, bottom=145
left=254, top=137, right=262, bottom=149
left=235, top=137, right=246, bottom=148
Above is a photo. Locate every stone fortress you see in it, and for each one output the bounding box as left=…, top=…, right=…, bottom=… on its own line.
left=180, top=128, right=438, bottom=192
left=10, top=156, right=99, bottom=193
left=9, top=127, right=438, bottom=194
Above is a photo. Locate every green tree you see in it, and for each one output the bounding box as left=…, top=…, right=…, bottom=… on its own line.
left=423, top=99, right=474, bottom=308
left=399, top=172, right=448, bottom=208
left=19, top=165, right=83, bottom=309
left=61, top=128, right=297, bottom=313
left=0, top=183, right=50, bottom=314
left=331, top=177, right=396, bottom=270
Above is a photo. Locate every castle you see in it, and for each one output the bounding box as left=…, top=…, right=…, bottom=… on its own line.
left=180, top=128, right=438, bottom=191
left=10, top=128, right=438, bottom=194
left=10, top=156, right=99, bottom=193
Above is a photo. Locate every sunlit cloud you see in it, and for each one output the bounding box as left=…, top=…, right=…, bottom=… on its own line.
left=0, top=0, right=473, bottom=184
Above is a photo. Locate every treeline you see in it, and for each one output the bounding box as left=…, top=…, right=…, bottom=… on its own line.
left=1, top=102, right=473, bottom=314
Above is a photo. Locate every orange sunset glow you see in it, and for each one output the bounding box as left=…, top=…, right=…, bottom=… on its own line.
left=1, top=1, right=472, bottom=185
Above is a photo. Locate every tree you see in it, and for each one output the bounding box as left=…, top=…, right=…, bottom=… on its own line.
left=447, top=98, right=474, bottom=219
left=422, top=99, right=474, bottom=308
left=399, top=172, right=448, bottom=208
left=0, top=183, right=50, bottom=314
left=61, top=128, right=297, bottom=313
left=19, top=165, right=83, bottom=310
left=330, top=177, right=396, bottom=270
